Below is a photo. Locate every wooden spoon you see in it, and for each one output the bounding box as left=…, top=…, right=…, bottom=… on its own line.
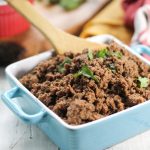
left=6, top=0, right=106, bottom=54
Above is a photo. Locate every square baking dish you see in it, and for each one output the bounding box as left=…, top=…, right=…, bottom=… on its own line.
left=2, top=35, right=150, bottom=150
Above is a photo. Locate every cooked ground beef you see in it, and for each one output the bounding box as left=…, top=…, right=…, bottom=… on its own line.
left=20, top=42, right=150, bottom=125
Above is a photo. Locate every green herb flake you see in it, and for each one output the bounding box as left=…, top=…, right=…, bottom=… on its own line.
left=60, top=0, right=86, bottom=11
left=111, top=51, right=122, bottom=59
left=57, top=57, right=72, bottom=73
left=137, top=77, right=149, bottom=88
left=73, top=71, right=82, bottom=78
left=108, top=63, right=116, bottom=73
left=74, top=66, right=99, bottom=82
left=87, top=49, right=93, bottom=60
left=96, top=48, right=108, bottom=58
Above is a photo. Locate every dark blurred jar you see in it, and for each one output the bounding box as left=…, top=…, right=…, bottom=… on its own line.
left=0, top=0, right=34, bottom=66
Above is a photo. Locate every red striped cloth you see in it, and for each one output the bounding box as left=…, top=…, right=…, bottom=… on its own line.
left=122, top=0, right=150, bottom=28
left=122, top=0, right=150, bottom=61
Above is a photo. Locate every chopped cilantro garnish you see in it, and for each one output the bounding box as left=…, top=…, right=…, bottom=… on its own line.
left=108, top=63, right=116, bottom=73
left=87, top=49, right=93, bottom=60
left=137, top=77, right=149, bottom=88
left=74, top=66, right=98, bottom=82
left=57, top=57, right=72, bottom=73
left=111, top=51, right=122, bottom=59
left=96, top=48, right=108, bottom=58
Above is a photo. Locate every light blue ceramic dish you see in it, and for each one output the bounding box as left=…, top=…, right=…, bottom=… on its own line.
left=2, top=35, right=150, bottom=150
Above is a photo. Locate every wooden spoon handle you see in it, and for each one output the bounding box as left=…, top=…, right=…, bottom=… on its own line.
left=6, top=0, right=106, bottom=54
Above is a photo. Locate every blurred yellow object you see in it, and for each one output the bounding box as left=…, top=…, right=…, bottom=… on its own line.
left=80, top=0, right=133, bottom=44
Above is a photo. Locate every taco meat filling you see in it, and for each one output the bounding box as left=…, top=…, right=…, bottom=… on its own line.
left=20, top=42, right=150, bottom=125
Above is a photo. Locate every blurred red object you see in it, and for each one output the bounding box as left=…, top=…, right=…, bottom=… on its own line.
left=0, top=0, right=34, bottom=38
left=142, top=53, right=150, bottom=61
left=122, top=0, right=150, bottom=29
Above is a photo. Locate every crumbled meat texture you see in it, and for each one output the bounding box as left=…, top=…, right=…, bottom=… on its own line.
left=66, top=99, right=102, bottom=125
left=20, top=42, right=150, bottom=125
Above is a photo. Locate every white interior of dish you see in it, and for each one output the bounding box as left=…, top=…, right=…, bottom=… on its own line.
left=5, top=34, right=150, bottom=130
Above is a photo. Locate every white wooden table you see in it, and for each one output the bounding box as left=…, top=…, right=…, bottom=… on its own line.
left=1, top=67, right=150, bottom=150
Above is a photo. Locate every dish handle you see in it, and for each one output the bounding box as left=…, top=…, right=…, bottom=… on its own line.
left=1, top=87, right=46, bottom=124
